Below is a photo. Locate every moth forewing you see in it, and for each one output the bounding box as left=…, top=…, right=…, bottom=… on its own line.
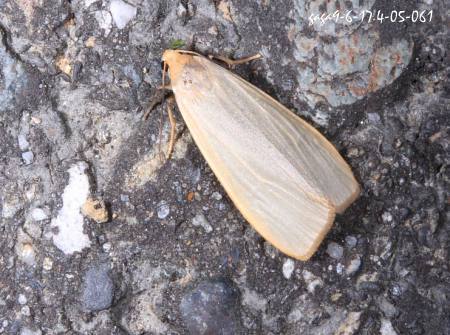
left=161, top=50, right=360, bottom=260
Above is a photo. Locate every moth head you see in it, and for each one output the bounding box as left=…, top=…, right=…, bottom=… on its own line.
left=162, top=50, right=199, bottom=85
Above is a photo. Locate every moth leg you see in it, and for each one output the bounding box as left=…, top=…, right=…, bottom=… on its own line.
left=209, top=53, right=262, bottom=68
left=166, top=96, right=177, bottom=160
left=157, top=83, right=172, bottom=90
left=143, top=88, right=172, bottom=120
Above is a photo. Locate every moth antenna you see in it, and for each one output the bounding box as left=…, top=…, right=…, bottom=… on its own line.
left=208, top=53, right=262, bottom=68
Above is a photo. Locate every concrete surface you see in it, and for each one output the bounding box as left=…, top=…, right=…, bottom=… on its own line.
left=0, top=0, right=448, bottom=334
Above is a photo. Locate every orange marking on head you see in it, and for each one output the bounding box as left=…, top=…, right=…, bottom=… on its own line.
left=162, top=50, right=195, bottom=85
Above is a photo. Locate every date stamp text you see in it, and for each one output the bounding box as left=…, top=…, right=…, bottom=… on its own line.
left=308, top=9, right=433, bottom=26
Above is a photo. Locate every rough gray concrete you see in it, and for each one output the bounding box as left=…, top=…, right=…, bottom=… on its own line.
left=0, top=0, right=449, bottom=334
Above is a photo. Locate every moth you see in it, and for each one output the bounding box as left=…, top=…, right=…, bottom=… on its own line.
left=160, top=49, right=360, bottom=260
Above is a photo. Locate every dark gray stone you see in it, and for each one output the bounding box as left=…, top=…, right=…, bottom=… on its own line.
left=180, top=279, right=241, bottom=335
left=81, top=264, right=114, bottom=312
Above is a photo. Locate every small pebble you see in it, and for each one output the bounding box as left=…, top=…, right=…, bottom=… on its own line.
left=282, top=259, right=295, bottom=279
left=81, top=197, right=109, bottom=223
left=211, top=192, right=222, bottom=201
left=20, top=243, right=36, bottom=266
left=102, top=242, right=112, bottom=252
left=157, top=200, right=170, bottom=219
left=21, top=305, right=31, bottom=316
left=31, top=208, right=47, bottom=221
left=326, top=242, right=344, bottom=260
left=22, top=151, right=34, bottom=165
left=336, top=263, right=344, bottom=274
left=382, top=212, right=393, bottom=223
left=390, top=284, right=403, bottom=297
left=192, top=213, right=213, bottom=233
left=367, top=112, right=381, bottom=124
left=345, top=235, right=358, bottom=248
left=18, top=294, right=27, bottom=305
left=180, top=279, right=241, bottom=335
left=43, top=257, right=53, bottom=271
left=346, top=256, right=362, bottom=276
left=380, top=318, right=398, bottom=335
left=331, top=292, right=342, bottom=302
left=110, top=0, right=136, bottom=29
left=186, top=191, right=195, bottom=201
left=302, top=270, right=323, bottom=293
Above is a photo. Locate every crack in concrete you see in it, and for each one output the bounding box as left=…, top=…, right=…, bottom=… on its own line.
left=0, top=22, right=25, bottom=64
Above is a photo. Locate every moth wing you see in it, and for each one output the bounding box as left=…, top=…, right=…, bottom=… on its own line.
left=170, top=56, right=359, bottom=260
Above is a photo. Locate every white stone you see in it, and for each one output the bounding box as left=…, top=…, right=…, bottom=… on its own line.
left=22, top=151, right=34, bottom=165
left=382, top=211, right=393, bottom=223
left=346, top=256, right=362, bottom=276
left=102, top=242, right=112, bottom=252
left=157, top=200, right=170, bottom=219
left=380, top=319, right=398, bottom=335
left=336, top=263, right=344, bottom=274
left=18, top=294, right=27, bottom=305
left=211, top=192, right=222, bottom=200
left=18, top=134, right=30, bottom=150
left=110, top=0, right=137, bottom=29
left=51, top=162, right=91, bottom=255
left=282, top=258, right=295, bottom=279
left=31, top=208, right=48, bottom=221
left=95, top=10, right=112, bottom=36
left=192, top=213, right=213, bottom=233
left=20, top=243, right=36, bottom=266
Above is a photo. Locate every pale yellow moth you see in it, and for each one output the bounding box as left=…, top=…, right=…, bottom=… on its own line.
left=161, top=49, right=360, bottom=260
